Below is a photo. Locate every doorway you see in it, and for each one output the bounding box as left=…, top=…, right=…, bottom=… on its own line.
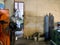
left=14, top=1, right=24, bottom=40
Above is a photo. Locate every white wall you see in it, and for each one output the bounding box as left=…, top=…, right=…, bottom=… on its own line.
left=0, top=0, right=4, bottom=4
left=5, top=0, right=14, bottom=16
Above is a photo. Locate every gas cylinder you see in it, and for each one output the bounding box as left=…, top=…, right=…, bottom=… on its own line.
left=44, top=15, right=49, bottom=40
left=49, top=13, right=54, bottom=40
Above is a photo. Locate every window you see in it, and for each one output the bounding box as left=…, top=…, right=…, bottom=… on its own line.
left=15, top=2, right=24, bottom=19
left=14, top=2, right=24, bottom=29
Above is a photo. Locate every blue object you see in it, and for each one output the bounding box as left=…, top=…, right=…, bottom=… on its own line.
left=0, top=3, right=4, bottom=9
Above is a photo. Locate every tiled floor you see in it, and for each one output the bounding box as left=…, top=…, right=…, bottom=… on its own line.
left=15, top=38, right=50, bottom=45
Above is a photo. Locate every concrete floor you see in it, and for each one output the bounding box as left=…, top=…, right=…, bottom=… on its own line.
left=15, top=38, right=50, bottom=45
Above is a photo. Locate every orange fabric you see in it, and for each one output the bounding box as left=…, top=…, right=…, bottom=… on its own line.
left=0, top=25, right=2, bottom=32
left=0, top=33, right=6, bottom=45
left=0, top=9, right=10, bottom=45
left=0, top=9, right=10, bottom=30
left=6, top=35, right=10, bottom=45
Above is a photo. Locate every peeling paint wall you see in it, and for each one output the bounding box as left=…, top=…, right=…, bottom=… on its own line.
left=15, top=0, right=60, bottom=37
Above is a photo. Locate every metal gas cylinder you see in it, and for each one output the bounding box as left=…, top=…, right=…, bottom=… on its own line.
left=44, top=15, right=49, bottom=40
